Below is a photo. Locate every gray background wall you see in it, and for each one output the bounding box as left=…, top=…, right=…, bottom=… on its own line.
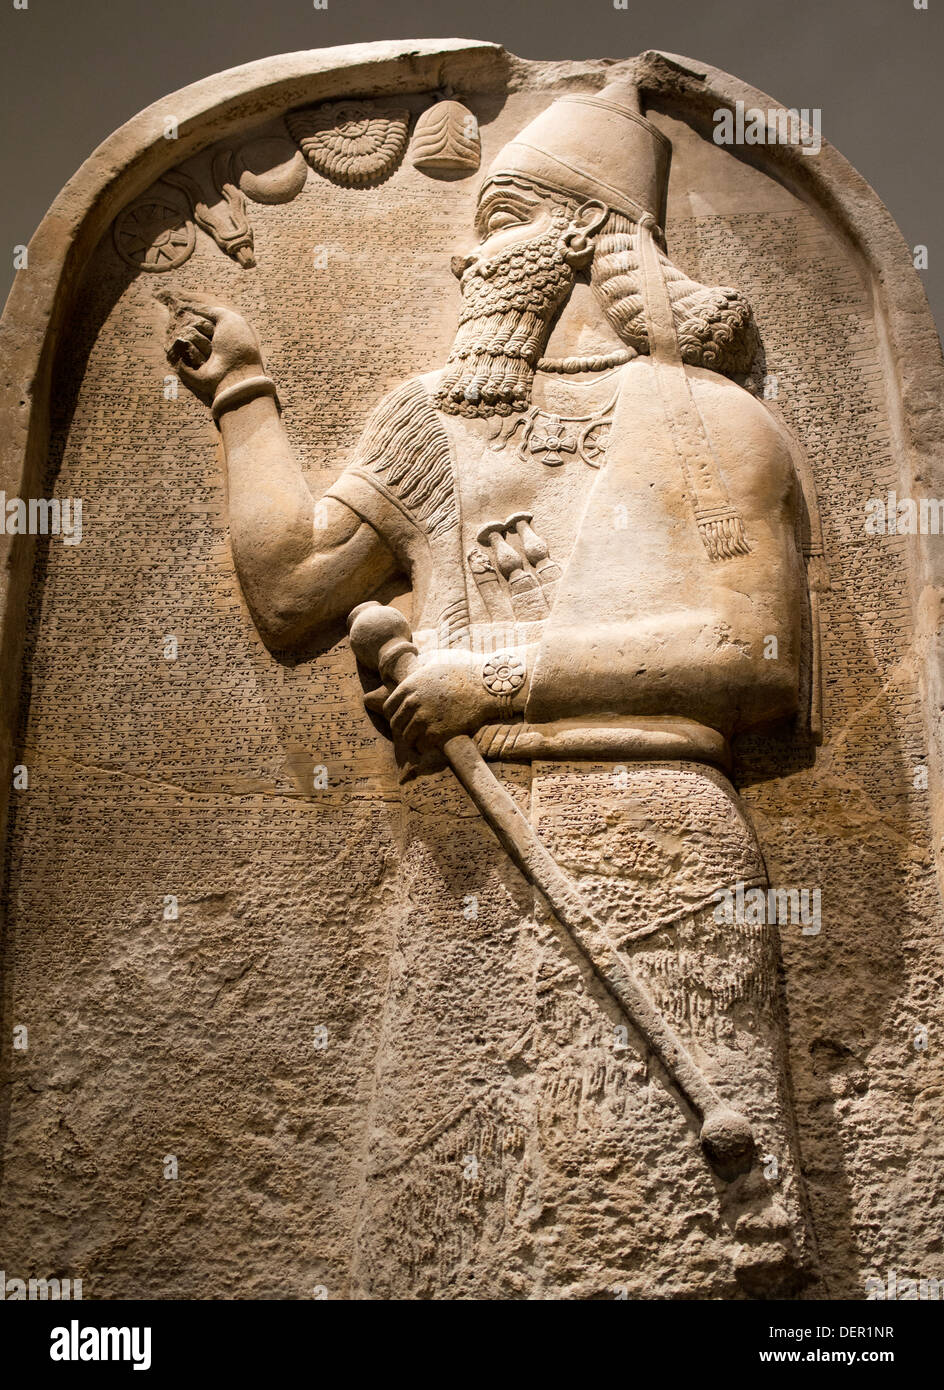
left=0, top=0, right=941, bottom=338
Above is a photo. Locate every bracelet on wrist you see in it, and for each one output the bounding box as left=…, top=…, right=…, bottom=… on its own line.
left=211, top=374, right=279, bottom=425
left=481, top=651, right=527, bottom=719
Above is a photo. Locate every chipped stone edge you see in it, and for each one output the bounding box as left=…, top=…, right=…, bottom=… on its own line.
left=0, top=39, right=941, bottom=910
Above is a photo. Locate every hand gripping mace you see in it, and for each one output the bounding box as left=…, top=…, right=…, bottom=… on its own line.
left=348, top=601, right=756, bottom=1180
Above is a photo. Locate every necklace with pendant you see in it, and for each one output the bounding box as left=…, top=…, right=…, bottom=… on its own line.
left=488, top=390, right=618, bottom=469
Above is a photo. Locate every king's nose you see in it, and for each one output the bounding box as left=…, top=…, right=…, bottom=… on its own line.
left=450, top=253, right=472, bottom=280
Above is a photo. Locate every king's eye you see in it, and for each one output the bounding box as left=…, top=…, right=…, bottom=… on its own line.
left=485, top=207, right=524, bottom=234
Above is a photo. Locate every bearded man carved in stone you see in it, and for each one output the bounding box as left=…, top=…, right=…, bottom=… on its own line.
left=164, top=81, right=822, bottom=1297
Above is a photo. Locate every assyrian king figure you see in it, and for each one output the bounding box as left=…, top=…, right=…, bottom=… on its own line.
left=164, top=81, right=823, bottom=1298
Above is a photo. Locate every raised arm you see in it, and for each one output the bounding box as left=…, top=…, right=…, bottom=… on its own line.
left=161, top=292, right=400, bottom=650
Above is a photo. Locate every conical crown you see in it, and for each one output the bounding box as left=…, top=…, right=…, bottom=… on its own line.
left=480, top=80, right=671, bottom=225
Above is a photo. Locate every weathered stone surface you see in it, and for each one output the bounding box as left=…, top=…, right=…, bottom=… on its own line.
left=0, top=42, right=942, bottom=1301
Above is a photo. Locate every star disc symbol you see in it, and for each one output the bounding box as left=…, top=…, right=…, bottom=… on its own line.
left=114, top=196, right=195, bottom=272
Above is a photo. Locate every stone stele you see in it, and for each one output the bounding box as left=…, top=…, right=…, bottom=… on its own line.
left=0, top=41, right=942, bottom=1302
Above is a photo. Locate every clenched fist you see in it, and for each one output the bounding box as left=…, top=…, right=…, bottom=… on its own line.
left=382, top=658, right=511, bottom=751
left=157, top=290, right=265, bottom=404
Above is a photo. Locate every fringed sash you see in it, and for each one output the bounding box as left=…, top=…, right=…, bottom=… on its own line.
left=636, top=214, right=750, bottom=561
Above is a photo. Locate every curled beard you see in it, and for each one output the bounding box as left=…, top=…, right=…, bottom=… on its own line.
left=435, top=219, right=576, bottom=418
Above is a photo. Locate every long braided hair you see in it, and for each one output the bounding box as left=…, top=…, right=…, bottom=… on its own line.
left=589, top=210, right=758, bottom=376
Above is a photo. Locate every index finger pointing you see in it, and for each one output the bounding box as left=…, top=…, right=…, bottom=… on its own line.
left=154, top=288, right=225, bottom=322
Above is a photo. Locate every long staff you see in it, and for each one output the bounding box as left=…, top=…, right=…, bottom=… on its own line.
left=348, top=600, right=755, bottom=1180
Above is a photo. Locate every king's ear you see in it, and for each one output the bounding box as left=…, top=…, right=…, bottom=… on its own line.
left=574, top=199, right=609, bottom=237
left=561, top=199, right=610, bottom=266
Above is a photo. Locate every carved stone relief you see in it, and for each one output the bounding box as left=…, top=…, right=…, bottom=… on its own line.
left=2, top=42, right=942, bottom=1305
left=112, top=119, right=314, bottom=273
left=410, top=98, right=481, bottom=173
left=113, top=187, right=195, bottom=272
left=286, top=100, right=410, bottom=186
left=114, top=97, right=488, bottom=277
